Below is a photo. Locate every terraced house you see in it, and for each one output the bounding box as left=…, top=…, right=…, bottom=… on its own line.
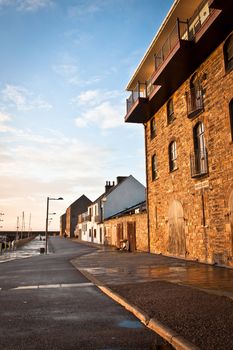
left=125, top=0, right=233, bottom=266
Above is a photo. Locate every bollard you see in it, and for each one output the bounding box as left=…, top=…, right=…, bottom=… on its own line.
left=40, top=247, right=45, bottom=254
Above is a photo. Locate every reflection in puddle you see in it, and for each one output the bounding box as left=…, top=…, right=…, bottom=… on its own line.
left=118, top=320, right=143, bottom=329
left=0, top=236, right=45, bottom=263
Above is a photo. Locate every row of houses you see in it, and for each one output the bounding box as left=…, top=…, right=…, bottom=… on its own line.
left=60, top=0, right=233, bottom=267
left=60, top=175, right=148, bottom=252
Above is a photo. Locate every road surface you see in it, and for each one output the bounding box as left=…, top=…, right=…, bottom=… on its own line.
left=0, top=236, right=169, bottom=350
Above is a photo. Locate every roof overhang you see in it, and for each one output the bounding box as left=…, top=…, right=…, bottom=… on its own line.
left=126, top=0, right=204, bottom=91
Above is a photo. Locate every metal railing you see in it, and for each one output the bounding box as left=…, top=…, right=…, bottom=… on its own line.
left=190, top=148, right=208, bottom=177
left=186, top=86, right=204, bottom=118
left=78, top=214, right=91, bottom=223
left=154, top=19, right=189, bottom=71
left=188, top=0, right=213, bottom=40
left=126, top=82, right=147, bottom=113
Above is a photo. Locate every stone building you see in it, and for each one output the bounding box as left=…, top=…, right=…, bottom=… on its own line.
left=64, top=195, right=92, bottom=238
left=125, top=0, right=233, bottom=266
left=104, top=201, right=148, bottom=252
left=60, top=213, right=66, bottom=237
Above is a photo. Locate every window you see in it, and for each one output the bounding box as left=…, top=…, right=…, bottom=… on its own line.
left=186, top=74, right=204, bottom=118
left=94, top=229, right=97, bottom=238
left=224, top=34, right=233, bottom=72
left=150, top=117, right=156, bottom=139
left=151, top=154, right=158, bottom=180
left=169, top=141, right=177, bottom=172
left=230, top=100, right=233, bottom=141
left=190, top=121, right=208, bottom=177
left=167, top=99, right=174, bottom=124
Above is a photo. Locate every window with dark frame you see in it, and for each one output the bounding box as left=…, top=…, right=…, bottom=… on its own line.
left=167, top=99, right=175, bottom=124
left=151, top=154, right=158, bottom=180
left=150, top=117, right=156, bottom=139
left=230, top=100, right=233, bottom=141
left=169, top=141, right=177, bottom=172
left=224, top=34, right=233, bottom=72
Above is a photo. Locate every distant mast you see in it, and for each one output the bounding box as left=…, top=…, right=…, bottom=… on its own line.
left=21, top=211, right=25, bottom=239
left=16, top=216, right=19, bottom=240
left=28, top=213, right=31, bottom=237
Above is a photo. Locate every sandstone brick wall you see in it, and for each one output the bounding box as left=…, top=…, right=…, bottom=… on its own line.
left=146, top=32, right=233, bottom=266
left=104, top=212, right=148, bottom=252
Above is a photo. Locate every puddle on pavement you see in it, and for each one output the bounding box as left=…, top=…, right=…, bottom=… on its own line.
left=118, top=320, right=143, bottom=329
left=0, top=236, right=45, bottom=263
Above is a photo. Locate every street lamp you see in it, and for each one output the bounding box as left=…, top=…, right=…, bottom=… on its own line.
left=45, top=197, right=63, bottom=254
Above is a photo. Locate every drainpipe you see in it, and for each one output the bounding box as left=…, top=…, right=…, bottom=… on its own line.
left=144, top=123, right=151, bottom=253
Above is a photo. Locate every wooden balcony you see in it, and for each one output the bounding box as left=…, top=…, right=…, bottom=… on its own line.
left=125, top=82, right=150, bottom=123
left=190, top=149, right=208, bottom=178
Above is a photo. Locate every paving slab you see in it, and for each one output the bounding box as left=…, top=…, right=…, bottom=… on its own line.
left=71, top=245, right=233, bottom=350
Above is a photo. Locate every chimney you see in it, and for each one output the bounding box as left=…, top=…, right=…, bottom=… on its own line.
left=116, top=176, right=127, bottom=185
left=105, top=181, right=114, bottom=193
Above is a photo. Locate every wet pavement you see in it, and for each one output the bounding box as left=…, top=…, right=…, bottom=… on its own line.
left=0, top=235, right=45, bottom=263
left=0, top=237, right=173, bottom=350
left=72, top=248, right=233, bottom=299
left=71, top=243, right=233, bottom=350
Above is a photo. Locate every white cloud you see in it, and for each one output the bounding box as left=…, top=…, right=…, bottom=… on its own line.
left=75, top=101, right=124, bottom=129
left=52, top=64, right=80, bottom=85
left=68, top=2, right=101, bottom=18
left=72, top=89, right=121, bottom=107
left=73, top=89, right=124, bottom=129
left=18, top=0, right=53, bottom=11
left=0, top=0, right=53, bottom=11
left=0, top=111, right=14, bottom=132
left=2, top=84, right=52, bottom=111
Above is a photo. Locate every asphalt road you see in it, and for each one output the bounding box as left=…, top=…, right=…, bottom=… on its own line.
left=0, top=237, right=169, bottom=350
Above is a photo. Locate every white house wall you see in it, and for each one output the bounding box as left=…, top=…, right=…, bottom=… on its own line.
left=104, top=175, right=146, bottom=219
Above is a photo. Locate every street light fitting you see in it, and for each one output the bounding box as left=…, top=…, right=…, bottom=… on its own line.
left=45, top=196, right=64, bottom=254
left=48, top=197, right=63, bottom=201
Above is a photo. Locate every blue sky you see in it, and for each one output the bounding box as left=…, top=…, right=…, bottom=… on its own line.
left=0, top=0, right=173, bottom=230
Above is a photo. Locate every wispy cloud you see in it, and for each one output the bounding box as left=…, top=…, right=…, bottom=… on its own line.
left=71, top=89, right=121, bottom=107
left=0, top=111, right=14, bottom=132
left=75, top=101, right=124, bottom=129
left=67, top=1, right=101, bottom=18
left=1, top=84, right=52, bottom=111
left=73, top=89, right=124, bottom=129
left=52, top=64, right=80, bottom=85
left=0, top=0, right=53, bottom=11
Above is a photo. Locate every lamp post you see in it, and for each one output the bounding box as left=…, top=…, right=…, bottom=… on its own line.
left=45, top=197, right=63, bottom=254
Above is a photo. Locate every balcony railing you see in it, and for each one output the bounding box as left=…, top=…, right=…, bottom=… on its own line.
left=190, top=148, right=208, bottom=178
left=126, top=82, right=147, bottom=113
left=79, top=214, right=91, bottom=223
left=186, top=86, right=204, bottom=118
left=188, top=0, right=213, bottom=40
left=154, top=19, right=189, bottom=71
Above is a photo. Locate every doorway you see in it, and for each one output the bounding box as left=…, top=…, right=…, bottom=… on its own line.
left=168, top=200, right=186, bottom=257
left=127, top=222, right=136, bottom=252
